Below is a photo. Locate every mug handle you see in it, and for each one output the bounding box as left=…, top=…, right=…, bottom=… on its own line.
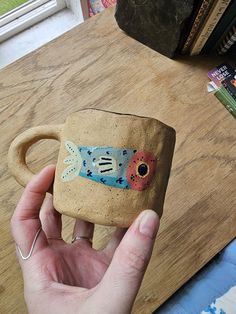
left=8, top=124, right=63, bottom=187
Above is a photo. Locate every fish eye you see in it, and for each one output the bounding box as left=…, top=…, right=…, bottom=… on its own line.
left=136, top=162, right=149, bottom=178
left=126, top=151, right=156, bottom=191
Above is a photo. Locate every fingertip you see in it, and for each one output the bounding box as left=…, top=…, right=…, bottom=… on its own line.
left=34, top=164, right=56, bottom=179
left=136, top=209, right=159, bottom=222
left=132, top=210, right=159, bottom=239
left=27, top=165, right=55, bottom=192
left=139, top=210, right=159, bottom=239
left=39, top=164, right=56, bottom=176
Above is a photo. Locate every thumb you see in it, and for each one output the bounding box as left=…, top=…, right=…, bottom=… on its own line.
left=98, top=210, right=159, bottom=313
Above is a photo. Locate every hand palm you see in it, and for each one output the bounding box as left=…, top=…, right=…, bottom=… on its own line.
left=12, top=166, right=158, bottom=314
left=31, top=240, right=110, bottom=289
left=19, top=215, right=124, bottom=314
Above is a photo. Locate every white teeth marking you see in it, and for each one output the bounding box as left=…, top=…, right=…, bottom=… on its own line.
left=61, top=141, right=82, bottom=182
left=63, top=156, right=77, bottom=164
left=95, top=156, right=117, bottom=175
left=61, top=165, right=78, bottom=182
left=65, top=141, right=80, bottom=157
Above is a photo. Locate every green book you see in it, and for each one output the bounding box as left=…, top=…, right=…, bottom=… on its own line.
left=215, top=86, right=236, bottom=118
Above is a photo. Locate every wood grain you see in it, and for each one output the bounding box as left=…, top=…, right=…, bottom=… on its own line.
left=0, top=7, right=236, bottom=314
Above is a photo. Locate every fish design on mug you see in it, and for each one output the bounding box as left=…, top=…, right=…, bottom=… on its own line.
left=61, top=141, right=157, bottom=191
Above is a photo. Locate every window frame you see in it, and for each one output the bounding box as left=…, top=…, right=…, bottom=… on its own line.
left=0, top=0, right=67, bottom=43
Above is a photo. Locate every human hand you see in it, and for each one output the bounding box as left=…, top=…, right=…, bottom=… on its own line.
left=11, top=166, right=159, bottom=314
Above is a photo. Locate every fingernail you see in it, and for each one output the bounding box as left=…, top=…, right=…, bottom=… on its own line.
left=139, top=210, right=159, bottom=239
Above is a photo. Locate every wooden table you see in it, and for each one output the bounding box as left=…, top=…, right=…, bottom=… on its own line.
left=0, top=7, right=236, bottom=314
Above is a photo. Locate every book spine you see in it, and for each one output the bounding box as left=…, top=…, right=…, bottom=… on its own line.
left=182, top=0, right=215, bottom=54
left=217, top=25, right=236, bottom=54
left=224, top=84, right=236, bottom=102
left=202, top=1, right=236, bottom=54
left=212, top=15, right=236, bottom=52
left=228, top=41, right=236, bottom=54
left=215, top=87, right=236, bottom=118
left=190, top=0, right=231, bottom=56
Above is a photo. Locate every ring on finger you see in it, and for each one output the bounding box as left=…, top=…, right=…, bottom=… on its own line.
left=71, top=235, right=92, bottom=244
left=47, top=236, right=63, bottom=241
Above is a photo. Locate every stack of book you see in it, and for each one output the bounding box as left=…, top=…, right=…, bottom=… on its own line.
left=208, top=63, right=236, bottom=118
left=180, top=0, right=236, bottom=56
left=84, top=0, right=235, bottom=57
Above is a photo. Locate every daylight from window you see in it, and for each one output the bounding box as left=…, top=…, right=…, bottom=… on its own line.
left=0, top=0, right=35, bottom=16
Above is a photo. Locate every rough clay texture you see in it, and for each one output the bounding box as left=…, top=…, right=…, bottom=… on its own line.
left=115, top=0, right=195, bottom=58
left=54, top=109, right=176, bottom=227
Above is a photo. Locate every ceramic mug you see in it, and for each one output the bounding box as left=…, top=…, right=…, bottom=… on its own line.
left=8, top=109, right=176, bottom=227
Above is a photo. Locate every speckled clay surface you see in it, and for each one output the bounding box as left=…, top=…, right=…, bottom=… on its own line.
left=54, top=109, right=176, bottom=227
left=8, top=109, right=175, bottom=227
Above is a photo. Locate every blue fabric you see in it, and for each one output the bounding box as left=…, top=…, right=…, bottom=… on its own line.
left=154, top=239, right=236, bottom=314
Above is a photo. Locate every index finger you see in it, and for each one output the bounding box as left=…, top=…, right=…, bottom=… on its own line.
left=11, top=165, right=55, bottom=259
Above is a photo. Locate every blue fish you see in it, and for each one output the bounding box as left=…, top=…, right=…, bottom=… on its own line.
left=61, top=141, right=157, bottom=191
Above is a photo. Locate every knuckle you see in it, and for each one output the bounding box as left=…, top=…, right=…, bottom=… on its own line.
left=119, top=246, right=148, bottom=276
left=40, top=207, right=53, bottom=220
left=40, top=208, right=48, bottom=220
